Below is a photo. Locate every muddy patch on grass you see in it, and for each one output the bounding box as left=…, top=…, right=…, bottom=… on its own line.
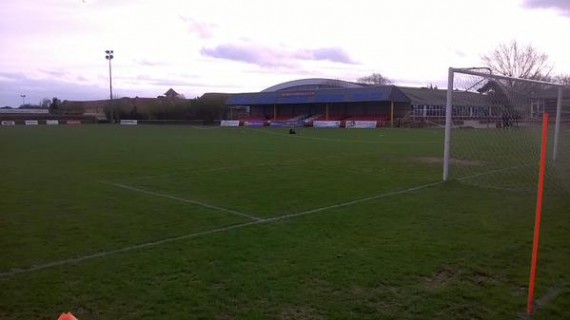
left=467, top=271, right=498, bottom=287
left=423, top=267, right=500, bottom=290
left=424, top=266, right=459, bottom=289
left=348, top=285, right=401, bottom=314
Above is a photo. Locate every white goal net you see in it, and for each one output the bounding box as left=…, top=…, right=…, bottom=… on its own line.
left=443, top=68, right=568, bottom=195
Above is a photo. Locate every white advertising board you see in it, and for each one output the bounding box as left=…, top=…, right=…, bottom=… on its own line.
left=346, top=120, right=377, bottom=129
left=313, top=121, right=341, bottom=128
left=46, top=120, right=59, bottom=125
left=220, top=120, right=240, bottom=127
left=25, top=120, right=39, bottom=125
left=1, top=120, right=15, bottom=126
left=120, top=119, right=138, bottom=125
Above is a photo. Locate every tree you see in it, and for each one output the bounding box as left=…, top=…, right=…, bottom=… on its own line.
left=357, top=73, right=392, bottom=86
left=481, top=40, right=552, bottom=80
left=194, top=93, right=228, bottom=124
left=553, top=74, right=570, bottom=86
left=49, top=97, right=61, bottom=114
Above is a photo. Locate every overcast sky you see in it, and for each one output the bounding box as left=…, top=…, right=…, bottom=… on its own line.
left=1, top=0, right=569, bottom=107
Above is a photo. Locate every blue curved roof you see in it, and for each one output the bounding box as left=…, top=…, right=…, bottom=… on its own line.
left=262, top=78, right=365, bottom=92
left=227, top=85, right=410, bottom=105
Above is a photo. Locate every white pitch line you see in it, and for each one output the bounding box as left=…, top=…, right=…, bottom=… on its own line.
left=266, top=181, right=443, bottom=221
left=105, top=182, right=262, bottom=221
left=517, top=283, right=567, bottom=319
left=0, top=221, right=261, bottom=279
left=0, top=181, right=442, bottom=278
left=457, top=163, right=535, bottom=181
left=126, top=165, right=255, bottom=181
left=535, top=283, right=567, bottom=310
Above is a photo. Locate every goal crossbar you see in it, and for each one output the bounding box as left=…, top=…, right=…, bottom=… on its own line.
left=450, top=68, right=565, bottom=88
left=443, top=67, right=565, bottom=181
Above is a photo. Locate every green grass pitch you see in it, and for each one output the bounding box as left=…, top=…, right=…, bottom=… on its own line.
left=0, top=125, right=568, bottom=319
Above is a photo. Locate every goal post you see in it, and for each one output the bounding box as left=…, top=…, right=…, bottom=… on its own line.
left=553, top=86, right=563, bottom=161
left=443, top=67, right=566, bottom=194
left=443, top=67, right=568, bottom=316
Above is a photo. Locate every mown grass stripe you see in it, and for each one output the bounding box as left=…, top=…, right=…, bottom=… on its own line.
left=0, top=181, right=441, bottom=278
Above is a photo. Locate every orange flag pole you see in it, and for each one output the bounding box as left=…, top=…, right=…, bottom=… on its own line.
left=58, top=312, right=78, bottom=320
left=527, top=112, right=549, bottom=315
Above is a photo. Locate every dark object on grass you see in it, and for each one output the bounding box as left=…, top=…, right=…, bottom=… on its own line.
left=289, top=128, right=296, bottom=134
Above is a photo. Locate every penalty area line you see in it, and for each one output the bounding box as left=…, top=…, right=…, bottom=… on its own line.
left=457, top=163, right=535, bottom=181
left=103, top=182, right=262, bottom=221
left=517, top=283, right=568, bottom=319
left=0, top=181, right=441, bottom=279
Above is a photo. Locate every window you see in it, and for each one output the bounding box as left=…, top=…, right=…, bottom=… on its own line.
left=531, top=99, right=544, bottom=118
left=472, top=107, right=490, bottom=118
left=426, top=105, right=445, bottom=117
left=453, top=106, right=470, bottom=117
left=411, top=105, right=424, bottom=117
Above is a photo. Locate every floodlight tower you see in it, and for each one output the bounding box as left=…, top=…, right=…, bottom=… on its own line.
left=20, top=94, right=26, bottom=105
left=105, top=50, right=114, bottom=100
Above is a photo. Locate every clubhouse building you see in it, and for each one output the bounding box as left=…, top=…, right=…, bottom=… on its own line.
left=226, top=78, right=567, bottom=128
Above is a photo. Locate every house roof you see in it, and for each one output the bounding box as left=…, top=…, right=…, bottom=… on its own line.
left=226, top=86, right=410, bottom=106
left=261, top=78, right=366, bottom=92
left=398, top=87, right=491, bottom=107
left=164, top=88, right=179, bottom=97
left=227, top=77, right=542, bottom=107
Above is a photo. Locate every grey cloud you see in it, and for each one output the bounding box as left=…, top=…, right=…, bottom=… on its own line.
left=308, top=47, right=356, bottom=64
left=38, top=69, right=70, bottom=78
left=140, top=73, right=242, bottom=90
left=38, top=69, right=91, bottom=84
left=179, top=16, right=216, bottom=39
left=139, top=78, right=202, bottom=87
left=0, top=72, right=239, bottom=108
left=200, top=44, right=291, bottom=67
left=523, top=0, right=570, bottom=16
left=134, top=59, right=161, bottom=66
left=0, top=72, right=22, bottom=82
left=200, top=44, right=357, bottom=68
left=0, top=72, right=107, bottom=107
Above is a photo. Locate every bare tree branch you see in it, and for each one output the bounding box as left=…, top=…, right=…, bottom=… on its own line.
left=481, top=40, right=552, bottom=80
left=357, top=73, right=392, bottom=86
left=553, top=74, right=570, bottom=86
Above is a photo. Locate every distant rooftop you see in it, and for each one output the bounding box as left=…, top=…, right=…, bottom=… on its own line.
left=227, top=85, right=410, bottom=106
left=262, top=78, right=365, bottom=92
left=163, top=88, right=180, bottom=97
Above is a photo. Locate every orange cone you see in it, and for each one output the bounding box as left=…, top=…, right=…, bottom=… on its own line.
left=58, top=312, right=78, bottom=320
